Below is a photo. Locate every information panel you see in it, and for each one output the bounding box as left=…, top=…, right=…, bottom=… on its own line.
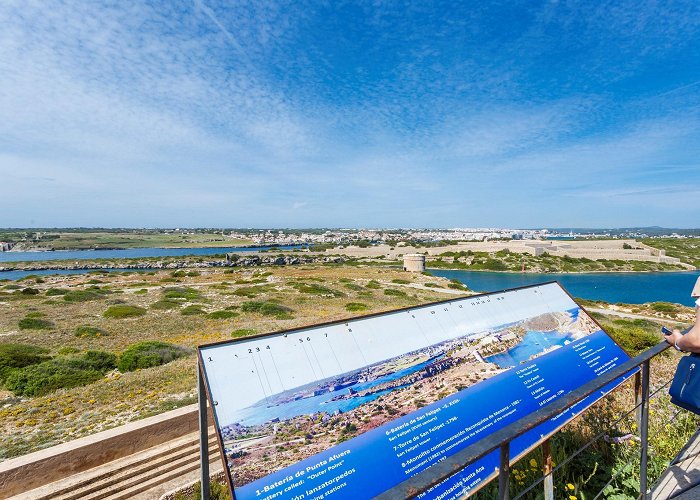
left=199, top=282, right=633, bottom=500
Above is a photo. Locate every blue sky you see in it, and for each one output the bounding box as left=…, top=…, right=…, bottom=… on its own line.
left=1, top=0, right=699, bottom=228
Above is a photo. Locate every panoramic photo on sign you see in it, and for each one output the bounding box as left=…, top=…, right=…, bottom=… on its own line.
left=199, top=283, right=633, bottom=500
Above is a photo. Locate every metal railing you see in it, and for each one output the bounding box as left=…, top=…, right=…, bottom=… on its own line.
left=198, top=340, right=686, bottom=500
left=377, top=340, right=675, bottom=500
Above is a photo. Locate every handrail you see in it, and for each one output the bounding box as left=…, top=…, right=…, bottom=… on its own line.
left=376, top=341, right=671, bottom=499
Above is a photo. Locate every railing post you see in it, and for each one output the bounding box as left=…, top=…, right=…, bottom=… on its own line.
left=634, top=370, right=642, bottom=429
left=198, top=364, right=211, bottom=500
left=498, top=442, right=510, bottom=500
left=639, top=360, right=650, bottom=499
left=542, top=439, right=554, bottom=500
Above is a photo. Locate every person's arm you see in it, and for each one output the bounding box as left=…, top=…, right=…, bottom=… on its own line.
left=666, top=299, right=700, bottom=353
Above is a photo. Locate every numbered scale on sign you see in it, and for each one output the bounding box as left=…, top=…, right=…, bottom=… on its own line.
left=200, top=282, right=632, bottom=500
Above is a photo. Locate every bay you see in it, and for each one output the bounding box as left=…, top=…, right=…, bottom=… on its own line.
left=429, top=269, right=700, bottom=306
left=0, top=244, right=305, bottom=263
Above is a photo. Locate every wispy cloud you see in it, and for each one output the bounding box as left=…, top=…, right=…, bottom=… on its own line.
left=0, top=0, right=699, bottom=227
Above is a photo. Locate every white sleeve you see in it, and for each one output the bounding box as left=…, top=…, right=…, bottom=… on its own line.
left=696, top=297, right=700, bottom=308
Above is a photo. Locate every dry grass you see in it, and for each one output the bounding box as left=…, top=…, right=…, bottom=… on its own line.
left=0, top=265, right=456, bottom=460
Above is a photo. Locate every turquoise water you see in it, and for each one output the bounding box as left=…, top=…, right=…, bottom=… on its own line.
left=484, top=330, right=575, bottom=368
left=430, top=269, right=700, bottom=306
left=232, top=356, right=440, bottom=426
left=0, top=244, right=306, bottom=263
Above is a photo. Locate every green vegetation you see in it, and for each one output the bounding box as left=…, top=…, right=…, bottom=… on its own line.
left=117, top=341, right=191, bottom=372
left=233, top=285, right=274, bottom=297
left=207, top=310, right=238, bottom=319
left=648, top=302, right=685, bottom=314
left=181, top=305, right=205, bottom=316
left=642, top=238, right=700, bottom=267
left=5, top=351, right=117, bottom=396
left=18, top=316, right=54, bottom=330
left=448, top=279, right=469, bottom=290
left=162, top=287, right=203, bottom=301
left=45, top=288, right=70, bottom=296
left=345, top=302, right=369, bottom=312
left=151, top=299, right=181, bottom=310
left=74, top=325, right=106, bottom=338
left=103, top=304, right=147, bottom=318
left=429, top=248, right=688, bottom=273
left=343, top=282, right=364, bottom=291
left=241, top=300, right=294, bottom=319
left=232, top=328, right=257, bottom=338
left=391, top=279, right=411, bottom=284
left=595, top=317, right=662, bottom=355
left=384, top=288, right=407, bottom=297
left=63, top=287, right=111, bottom=302
left=5, top=230, right=253, bottom=250
left=292, top=282, right=345, bottom=297
left=366, top=280, right=381, bottom=289
left=0, top=344, right=50, bottom=383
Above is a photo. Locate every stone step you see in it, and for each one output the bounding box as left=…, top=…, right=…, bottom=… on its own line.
left=10, top=432, right=219, bottom=500
left=52, top=438, right=218, bottom=500
left=93, top=454, right=218, bottom=500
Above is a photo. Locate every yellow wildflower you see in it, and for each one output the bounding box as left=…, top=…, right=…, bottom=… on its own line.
left=529, top=458, right=537, bottom=468
left=569, top=496, right=577, bottom=500
left=567, top=483, right=575, bottom=490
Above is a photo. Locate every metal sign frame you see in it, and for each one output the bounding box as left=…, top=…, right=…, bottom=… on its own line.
left=196, top=281, right=631, bottom=500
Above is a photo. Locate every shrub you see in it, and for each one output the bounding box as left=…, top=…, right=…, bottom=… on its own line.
left=241, top=301, right=293, bottom=319
left=5, top=350, right=117, bottom=396
left=366, top=280, right=381, bottom=289
left=163, top=287, right=202, bottom=301
left=207, top=310, right=238, bottom=320
left=384, top=289, right=407, bottom=297
left=0, top=344, right=50, bottom=383
left=171, top=270, right=187, bottom=277
left=181, top=305, right=205, bottom=316
left=603, top=320, right=661, bottom=355
left=345, top=303, right=368, bottom=312
left=103, top=304, right=146, bottom=319
left=391, top=279, right=410, bottom=284
left=74, top=325, right=106, bottom=338
left=18, top=317, right=54, bottom=330
left=482, top=259, right=508, bottom=271
left=233, top=286, right=266, bottom=297
left=232, top=328, right=257, bottom=338
left=292, top=283, right=344, bottom=297
left=151, top=299, right=181, bottom=310
left=20, top=288, right=40, bottom=295
left=63, top=288, right=109, bottom=302
left=649, top=302, right=681, bottom=313
left=118, top=341, right=191, bottom=372
left=45, top=288, right=69, bottom=296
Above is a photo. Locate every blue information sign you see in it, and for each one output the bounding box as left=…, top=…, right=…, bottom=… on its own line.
left=199, top=282, right=632, bottom=500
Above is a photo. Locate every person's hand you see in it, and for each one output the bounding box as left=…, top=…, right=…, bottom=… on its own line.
left=665, top=329, right=683, bottom=348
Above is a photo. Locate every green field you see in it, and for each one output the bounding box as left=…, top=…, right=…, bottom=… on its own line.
left=427, top=249, right=688, bottom=272
left=2, top=231, right=253, bottom=250
left=642, top=238, right=700, bottom=267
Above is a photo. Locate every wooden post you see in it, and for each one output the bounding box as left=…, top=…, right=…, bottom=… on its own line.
left=542, top=439, right=554, bottom=500
left=498, top=442, right=510, bottom=500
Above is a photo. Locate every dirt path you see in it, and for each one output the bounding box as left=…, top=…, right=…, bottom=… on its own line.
left=587, top=307, right=687, bottom=325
